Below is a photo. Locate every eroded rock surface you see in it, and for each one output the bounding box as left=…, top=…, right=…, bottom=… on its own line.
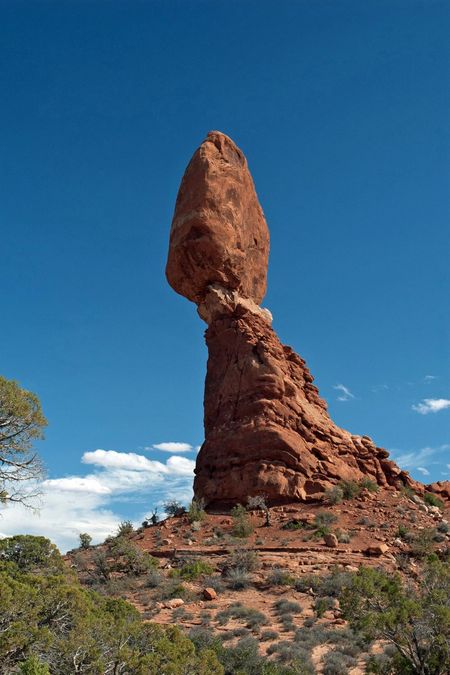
left=166, top=131, right=269, bottom=305
left=167, top=131, right=420, bottom=508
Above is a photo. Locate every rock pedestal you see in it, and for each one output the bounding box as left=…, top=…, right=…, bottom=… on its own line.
left=166, top=131, right=418, bottom=508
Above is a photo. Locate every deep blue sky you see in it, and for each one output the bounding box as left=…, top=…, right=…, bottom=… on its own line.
left=1, top=1, right=449, bottom=549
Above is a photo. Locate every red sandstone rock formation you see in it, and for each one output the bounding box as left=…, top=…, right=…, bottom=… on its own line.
left=166, top=131, right=423, bottom=508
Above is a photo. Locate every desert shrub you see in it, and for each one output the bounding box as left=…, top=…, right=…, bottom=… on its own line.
left=280, top=614, right=295, bottom=632
left=335, top=529, right=351, bottom=543
left=188, top=626, right=223, bottom=653
left=314, top=511, right=338, bottom=528
left=340, top=561, right=450, bottom=675
left=401, top=485, right=417, bottom=499
left=322, top=650, right=357, bottom=675
left=325, top=485, right=344, bottom=505
left=228, top=548, right=259, bottom=572
left=437, top=521, right=449, bottom=533
left=319, top=569, right=353, bottom=597
left=314, top=596, right=336, bottom=617
left=172, top=559, right=213, bottom=581
left=226, top=567, right=251, bottom=590
left=359, top=478, right=379, bottom=493
left=231, top=504, right=254, bottom=538
left=356, top=516, right=372, bottom=526
left=154, top=579, right=190, bottom=601
left=0, top=535, right=64, bottom=574
left=78, top=532, right=92, bottom=549
left=146, top=568, right=163, bottom=588
left=409, top=528, right=436, bottom=559
left=200, top=610, right=212, bottom=626
left=260, top=629, right=280, bottom=641
left=267, top=641, right=315, bottom=673
left=282, top=519, right=306, bottom=531
left=294, top=625, right=331, bottom=649
left=17, top=657, right=51, bottom=674
left=203, top=575, right=225, bottom=593
left=247, top=495, right=271, bottom=527
left=424, top=492, right=444, bottom=509
left=0, top=537, right=223, bottom=674
left=339, top=480, right=361, bottom=500
left=216, top=604, right=267, bottom=630
left=274, top=599, right=302, bottom=614
left=397, top=524, right=409, bottom=539
left=188, top=497, right=206, bottom=523
left=267, top=567, right=295, bottom=586
left=218, top=636, right=267, bottom=675
left=90, top=550, right=112, bottom=583
left=293, top=574, right=321, bottom=593
left=163, top=499, right=186, bottom=517
left=110, top=538, right=158, bottom=575
left=116, top=520, right=134, bottom=537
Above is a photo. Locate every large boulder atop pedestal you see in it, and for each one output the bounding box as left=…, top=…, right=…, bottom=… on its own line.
left=166, top=131, right=425, bottom=509
left=166, top=131, right=270, bottom=305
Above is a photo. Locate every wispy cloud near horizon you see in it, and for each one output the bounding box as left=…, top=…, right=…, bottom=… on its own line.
left=150, top=442, right=193, bottom=453
left=412, top=398, right=450, bottom=415
left=333, top=384, right=355, bottom=402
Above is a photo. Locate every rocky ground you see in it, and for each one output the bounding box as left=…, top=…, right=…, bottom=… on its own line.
left=68, top=487, right=449, bottom=674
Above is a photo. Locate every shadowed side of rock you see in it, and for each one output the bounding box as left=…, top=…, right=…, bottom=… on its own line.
left=193, top=301, right=415, bottom=507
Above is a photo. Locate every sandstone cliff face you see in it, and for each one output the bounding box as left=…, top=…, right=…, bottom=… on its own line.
left=167, top=131, right=418, bottom=508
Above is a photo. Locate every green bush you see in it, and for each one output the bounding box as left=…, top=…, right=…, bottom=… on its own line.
left=409, top=528, right=436, bottom=559
left=322, top=650, right=357, bottom=674
left=274, top=599, right=302, bottom=614
left=424, top=492, right=444, bottom=509
left=267, top=567, right=295, bottom=586
left=0, top=535, right=64, bottom=574
left=226, top=567, right=251, bottom=590
left=78, top=532, right=92, bottom=549
left=0, top=536, right=223, bottom=674
left=18, top=657, right=50, bottom=674
left=231, top=504, right=254, bottom=538
left=175, top=559, right=213, bottom=581
left=340, top=561, right=450, bottom=675
left=339, top=480, right=361, bottom=500
left=228, top=548, right=259, bottom=572
left=325, top=485, right=344, bottom=505
left=188, top=498, right=207, bottom=523
left=313, top=596, right=336, bottom=618
left=163, top=499, right=186, bottom=517
left=116, top=520, right=134, bottom=537
left=359, top=478, right=379, bottom=493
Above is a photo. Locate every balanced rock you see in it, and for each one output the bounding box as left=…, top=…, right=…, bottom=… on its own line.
left=166, top=131, right=269, bottom=306
left=166, top=131, right=419, bottom=508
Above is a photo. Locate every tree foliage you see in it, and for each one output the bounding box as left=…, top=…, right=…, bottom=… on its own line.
left=0, top=375, right=47, bottom=506
left=340, top=561, right=450, bottom=674
left=0, top=535, right=223, bottom=674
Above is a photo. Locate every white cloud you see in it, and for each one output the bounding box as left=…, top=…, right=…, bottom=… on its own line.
left=83, top=449, right=168, bottom=473
left=333, top=384, right=355, bottom=402
left=0, top=449, right=195, bottom=553
left=166, top=455, right=196, bottom=475
left=392, top=444, right=450, bottom=471
left=412, top=398, right=450, bottom=415
left=424, top=375, right=438, bottom=382
left=417, top=467, right=430, bottom=476
left=43, top=476, right=111, bottom=494
left=151, top=442, right=193, bottom=453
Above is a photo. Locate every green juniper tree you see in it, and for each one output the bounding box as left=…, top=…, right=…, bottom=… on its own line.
left=0, top=375, right=47, bottom=507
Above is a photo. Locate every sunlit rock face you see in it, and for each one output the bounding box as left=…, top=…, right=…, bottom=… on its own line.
left=167, top=131, right=416, bottom=508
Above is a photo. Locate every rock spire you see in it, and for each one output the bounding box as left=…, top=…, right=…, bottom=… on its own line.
left=166, top=131, right=418, bottom=508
